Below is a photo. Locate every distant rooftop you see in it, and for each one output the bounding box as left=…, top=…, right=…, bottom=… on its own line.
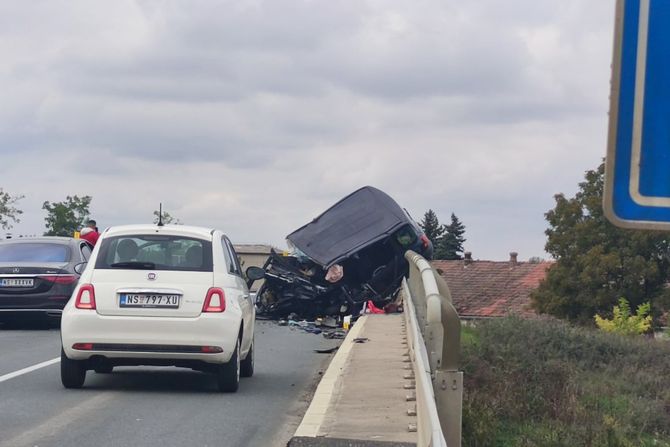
left=432, top=252, right=552, bottom=319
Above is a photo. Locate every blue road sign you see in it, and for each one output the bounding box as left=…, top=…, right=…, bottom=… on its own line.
left=604, top=0, right=670, bottom=229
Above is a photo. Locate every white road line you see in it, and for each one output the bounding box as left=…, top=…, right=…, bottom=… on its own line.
left=0, top=357, right=60, bottom=383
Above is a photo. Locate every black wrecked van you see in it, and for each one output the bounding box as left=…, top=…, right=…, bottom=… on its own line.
left=254, top=186, right=433, bottom=319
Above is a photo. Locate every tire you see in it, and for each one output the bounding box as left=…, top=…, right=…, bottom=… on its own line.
left=61, top=348, right=86, bottom=389
left=240, top=337, right=254, bottom=378
left=217, top=339, right=240, bottom=392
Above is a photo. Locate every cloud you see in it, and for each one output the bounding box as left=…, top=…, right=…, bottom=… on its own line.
left=0, top=0, right=615, bottom=260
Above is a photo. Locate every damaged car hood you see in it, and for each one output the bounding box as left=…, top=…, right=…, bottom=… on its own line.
left=286, top=186, right=411, bottom=268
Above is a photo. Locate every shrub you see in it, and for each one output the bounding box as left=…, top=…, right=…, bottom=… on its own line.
left=461, top=317, right=670, bottom=446
left=595, top=298, right=652, bottom=336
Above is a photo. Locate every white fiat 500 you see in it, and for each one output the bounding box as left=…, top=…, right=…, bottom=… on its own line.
left=60, top=224, right=260, bottom=392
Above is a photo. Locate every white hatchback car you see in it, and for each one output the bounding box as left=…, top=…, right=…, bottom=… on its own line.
left=60, top=224, right=258, bottom=392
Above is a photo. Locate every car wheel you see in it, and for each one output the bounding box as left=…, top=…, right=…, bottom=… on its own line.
left=60, top=348, right=86, bottom=389
left=217, top=338, right=240, bottom=392
left=240, top=337, right=254, bottom=378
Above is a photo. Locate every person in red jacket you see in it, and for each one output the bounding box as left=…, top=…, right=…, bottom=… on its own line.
left=80, top=219, right=100, bottom=246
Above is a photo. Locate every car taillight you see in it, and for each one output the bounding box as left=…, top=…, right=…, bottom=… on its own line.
left=201, top=346, right=223, bottom=353
left=72, top=343, right=94, bottom=350
left=203, top=287, right=226, bottom=313
left=420, top=234, right=430, bottom=249
left=39, top=274, right=78, bottom=285
left=75, top=284, right=96, bottom=310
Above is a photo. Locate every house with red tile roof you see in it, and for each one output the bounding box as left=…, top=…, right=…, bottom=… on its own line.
left=431, top=252, right=553, bottom=319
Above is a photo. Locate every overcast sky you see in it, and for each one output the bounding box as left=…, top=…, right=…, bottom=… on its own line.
left=0, top=0, right=614, bottom=260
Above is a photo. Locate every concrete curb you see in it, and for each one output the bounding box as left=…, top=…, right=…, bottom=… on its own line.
left=291, top=315, right=368, bottom=438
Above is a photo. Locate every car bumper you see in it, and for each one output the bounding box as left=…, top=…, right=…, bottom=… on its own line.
left=0, top=295, right=70, bottom=311
left=61, top=311, right=240, bottom=364
left=0, top=308, right=63, bottom=319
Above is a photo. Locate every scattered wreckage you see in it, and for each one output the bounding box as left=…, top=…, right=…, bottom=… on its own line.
left=247, top=186, right=433, bottom=320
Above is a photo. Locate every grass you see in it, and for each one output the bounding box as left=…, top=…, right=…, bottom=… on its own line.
left=461, top=317, right=670, bottom=447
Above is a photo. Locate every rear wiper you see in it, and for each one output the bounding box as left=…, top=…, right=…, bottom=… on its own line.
left=110, top=261, right=156, bottom=269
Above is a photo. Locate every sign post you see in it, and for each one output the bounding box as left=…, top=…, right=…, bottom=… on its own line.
left=604, top=0, right=670, bottom=229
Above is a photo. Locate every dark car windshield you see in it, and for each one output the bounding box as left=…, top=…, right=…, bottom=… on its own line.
left=95, top=235, right=213, bottom=272
left=394, top=224, right=419, bottom=248
left=0, top=243, right=70, bottom=262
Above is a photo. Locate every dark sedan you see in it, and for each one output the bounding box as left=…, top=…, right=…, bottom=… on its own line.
left=0, top=237, right=92, bottom=322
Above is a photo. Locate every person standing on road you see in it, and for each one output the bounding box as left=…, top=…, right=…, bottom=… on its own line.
left=80, top=219, right=100, bottom=246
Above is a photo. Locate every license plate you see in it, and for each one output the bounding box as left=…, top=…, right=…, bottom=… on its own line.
left=0, top=278, right=34, bottom=287
left=119, top=294, right=181, bottom=308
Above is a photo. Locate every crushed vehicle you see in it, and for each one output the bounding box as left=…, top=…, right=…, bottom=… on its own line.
left=253, top=186, right=433, bottom=319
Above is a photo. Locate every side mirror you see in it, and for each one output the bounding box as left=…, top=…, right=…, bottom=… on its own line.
left=246, top=266, right=265, bottom=281
left=74, top=262, right=88, bottom=275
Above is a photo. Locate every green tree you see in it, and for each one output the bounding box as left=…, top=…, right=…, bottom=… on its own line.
left=42, top=195, right=92, bottom=236
left=419, top=209, right=445, bottom=243
left=531, top=163, right=670, bottom=324
left=0, top=188, right=24, bottom=230
left=436, top=213, right=466, bottom=260
left=153, top=210, right=181, bottom=225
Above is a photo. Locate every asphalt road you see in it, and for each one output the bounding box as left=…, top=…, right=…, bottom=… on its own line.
left=0, top=320, right=335, bottom=447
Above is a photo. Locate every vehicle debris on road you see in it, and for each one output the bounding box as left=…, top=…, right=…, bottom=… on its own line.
left=314, top=346, right=340, bottom=354
left=251, top=186, right=433, bottom=320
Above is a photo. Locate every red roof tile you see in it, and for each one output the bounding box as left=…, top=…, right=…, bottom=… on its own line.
left=431, top=259, right=552, bottom=318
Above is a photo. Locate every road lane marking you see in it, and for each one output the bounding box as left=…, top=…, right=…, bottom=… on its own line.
left=0, top=357, right=60, bottom=383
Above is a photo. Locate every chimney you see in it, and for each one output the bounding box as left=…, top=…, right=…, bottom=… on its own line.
left=464, top=251, right=473, bottom=265
left=509, top=252, right=518, bottom=266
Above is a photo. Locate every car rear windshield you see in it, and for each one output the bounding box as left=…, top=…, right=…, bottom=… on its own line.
left=0, top=243, right=70, bottom=262
left=95, top=235, right=213, bottom=272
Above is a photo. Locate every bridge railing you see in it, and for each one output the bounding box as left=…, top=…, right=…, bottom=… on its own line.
left=401, top=250, right=462, bottom=447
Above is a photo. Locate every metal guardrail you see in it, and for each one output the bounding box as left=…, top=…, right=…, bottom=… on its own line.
left=402, top=250, right=463, bottom=447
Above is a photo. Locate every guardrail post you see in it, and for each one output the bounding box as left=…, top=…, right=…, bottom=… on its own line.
left=435, top=370, right=463, bottom=447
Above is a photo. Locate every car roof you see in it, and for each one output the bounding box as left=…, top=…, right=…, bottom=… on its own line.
left=103, top=224, right=217, bottom=240
left=0, top=236, right=76, bottom=245
left=286, top=186, right=412, bottom=268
